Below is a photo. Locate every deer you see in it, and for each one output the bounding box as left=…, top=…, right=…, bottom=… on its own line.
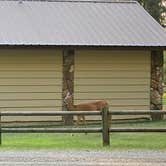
left=64, top=92, right=111, bottom=125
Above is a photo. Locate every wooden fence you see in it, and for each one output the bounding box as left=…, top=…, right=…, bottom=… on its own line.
left=0, top=109, right=166, bottom=147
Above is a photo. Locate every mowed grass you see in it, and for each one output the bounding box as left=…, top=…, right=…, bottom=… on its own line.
left=1, top=119, right=166, bottom=150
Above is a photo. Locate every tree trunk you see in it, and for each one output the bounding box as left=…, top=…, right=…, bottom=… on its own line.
left=62, top=49, right=74, bottom=125
left=150, top=50, right=164, bottom=120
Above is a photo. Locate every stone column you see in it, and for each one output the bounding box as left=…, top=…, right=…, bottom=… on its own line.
left=62, top=49, right=74, bottom=125
left=150, top=50, right=164, bottom=120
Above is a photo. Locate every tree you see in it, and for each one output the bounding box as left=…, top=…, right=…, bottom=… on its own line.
left=137, top=0, right=166, bottom=25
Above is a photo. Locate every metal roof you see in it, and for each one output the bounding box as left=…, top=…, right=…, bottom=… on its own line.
left=0, top=0, right=166, bottom=47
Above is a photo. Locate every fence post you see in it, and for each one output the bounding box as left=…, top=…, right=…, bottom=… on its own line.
left=101, top=107, right=110, bottom=146
left=0, top=112, right=2, bottom=145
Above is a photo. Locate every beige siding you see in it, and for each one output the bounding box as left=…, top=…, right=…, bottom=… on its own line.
left=75, top=50, right=151, bottom=119
left=0, top=48, right=62, bottom=122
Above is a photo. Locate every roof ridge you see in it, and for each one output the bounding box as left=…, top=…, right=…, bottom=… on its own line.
left=1, top=0, right=137, bottom=4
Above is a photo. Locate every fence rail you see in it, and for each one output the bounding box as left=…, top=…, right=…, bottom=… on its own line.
left=2, top=128, right=166, bottom=133
left=110, top=128, right=166, bottom=132
left=0, top=111, right=101, bottom=116
left=0, top=109, right=166, bottom=146
left=1, top=128, right=102, bottom=133
left=0, top=110, right=166, bottom=116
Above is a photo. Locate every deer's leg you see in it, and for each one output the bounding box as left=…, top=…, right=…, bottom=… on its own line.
left=109, top=113, right=112, bottom=129
left=81, top=115, right=88, bottom=135
left=82, top=115, right=86, bottom=125
left=76, top=116, right=81, bottom=125
left=80, top=115, right=86, bottom=125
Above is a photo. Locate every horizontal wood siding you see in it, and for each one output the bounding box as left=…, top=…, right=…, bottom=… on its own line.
left=75, top=50, right=151, bottom=119
left=0, top=49, right=62, bottom=121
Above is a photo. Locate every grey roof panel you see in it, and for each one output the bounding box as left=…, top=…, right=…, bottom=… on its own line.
left=0, top=0, right=165, bottom=47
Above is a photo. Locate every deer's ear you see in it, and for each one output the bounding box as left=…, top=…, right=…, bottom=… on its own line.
left=65, top=92, right=73, bottom=99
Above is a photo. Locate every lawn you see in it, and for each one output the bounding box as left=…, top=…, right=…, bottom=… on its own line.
left=1, top=119, right=166, bottom=150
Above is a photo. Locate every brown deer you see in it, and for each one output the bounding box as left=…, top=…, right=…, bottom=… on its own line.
left=64, top=92, right=111, bottom=125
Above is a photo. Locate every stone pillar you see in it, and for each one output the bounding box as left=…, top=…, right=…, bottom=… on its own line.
left=150, top=50, right=164, bottom=120
left=62, top=49, right=74, bottom=125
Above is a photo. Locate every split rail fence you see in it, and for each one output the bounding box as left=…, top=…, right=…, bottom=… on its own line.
left=0, top=109, right=166, bottom=146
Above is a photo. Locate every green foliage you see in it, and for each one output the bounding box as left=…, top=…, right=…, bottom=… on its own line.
left=138, top=0, right=166, bottom=24
left=164, top=51, right=166, bottom=83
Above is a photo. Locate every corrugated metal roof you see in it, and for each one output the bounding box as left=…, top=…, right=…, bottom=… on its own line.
left=0, top=0, right=165, bottom=47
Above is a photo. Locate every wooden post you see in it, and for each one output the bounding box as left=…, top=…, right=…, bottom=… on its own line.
left=0, top=113, right=2, bottom=145
left=101, top=107, right=110, bottom=146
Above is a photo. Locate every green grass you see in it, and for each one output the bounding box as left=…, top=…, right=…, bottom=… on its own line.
left=1, top=120, right=166, bottom=150
left=2, top=133, right=102, bottom=150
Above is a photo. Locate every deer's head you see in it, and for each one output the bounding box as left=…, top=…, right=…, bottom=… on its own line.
left=64, top=92, right=73, bottom=106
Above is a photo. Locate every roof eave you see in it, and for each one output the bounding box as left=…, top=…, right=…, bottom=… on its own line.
left=0, top=44, right=165, bottom=50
